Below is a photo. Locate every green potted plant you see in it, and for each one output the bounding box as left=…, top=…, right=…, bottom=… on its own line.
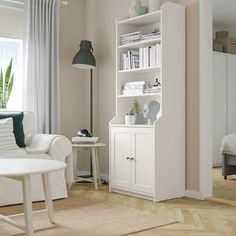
left=125, top=108, right=136, bottom=125
left=0, top=59, right=14, bottom=109
left=131, top=99, right=144, bottom=124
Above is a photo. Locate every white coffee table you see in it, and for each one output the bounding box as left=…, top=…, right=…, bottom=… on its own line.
left=0, top=158, right=66, bottom=236
left=72, top=143, right=105, bottom=190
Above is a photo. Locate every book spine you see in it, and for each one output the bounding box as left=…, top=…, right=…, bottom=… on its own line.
left=156, top=44, right=160, bottom=67
left=139, top=47, right=143, bottom=68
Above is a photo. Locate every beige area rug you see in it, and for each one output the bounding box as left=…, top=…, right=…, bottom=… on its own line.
left=0, top=200, right=177, bottom=236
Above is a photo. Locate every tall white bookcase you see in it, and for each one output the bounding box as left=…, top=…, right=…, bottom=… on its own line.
left=109, top=2, right=185, bottom=202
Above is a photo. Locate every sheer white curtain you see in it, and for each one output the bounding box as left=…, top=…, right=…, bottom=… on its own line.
left=23, top=0, right=61, bottom=134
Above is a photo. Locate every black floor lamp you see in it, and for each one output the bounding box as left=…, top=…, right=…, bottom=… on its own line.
left=72, top=40, right=96, bottom=176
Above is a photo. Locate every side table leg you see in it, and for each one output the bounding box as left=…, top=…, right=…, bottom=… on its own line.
left=95, top=148, right=102, bottom=185
left=42, top=173, right=55, bottom=223
left=92, top=148, right=98, bottom=190
left=73, top=148, right=78, bottom=180
left=22, top=175, right=33, bottom=236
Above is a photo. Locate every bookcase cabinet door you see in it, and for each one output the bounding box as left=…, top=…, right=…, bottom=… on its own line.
left=130, top=128, right=154, bottom=194
left=110, top=127, right=131, bottom=189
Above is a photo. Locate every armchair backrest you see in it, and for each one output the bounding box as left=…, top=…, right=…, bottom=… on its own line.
left=0, top=110, right=37, bottom=137
left=22, top=111, right=38, bottom=136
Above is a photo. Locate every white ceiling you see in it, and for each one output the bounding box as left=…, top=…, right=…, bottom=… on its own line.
left=213, top=0, right=236, bottom=26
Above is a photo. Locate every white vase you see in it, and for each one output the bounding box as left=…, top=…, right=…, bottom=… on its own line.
left=148, top=0, right=161, bottom=12
left=125, top=115, right=136, bottom=125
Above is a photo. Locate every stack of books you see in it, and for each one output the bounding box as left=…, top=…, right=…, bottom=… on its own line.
left=144, top=86, right=161, bottom=94
left=122, top=81, right=146, bottom=96
left=120, top=31, right=141, bottom=45
left=141, top=27, right=161, bottom=41
left=120, top=50, right=139, bottom=70
left=72, top=137, right=99, bottom=144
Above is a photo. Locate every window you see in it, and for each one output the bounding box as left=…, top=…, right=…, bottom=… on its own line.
left=0, top=37, right=23, bottom=110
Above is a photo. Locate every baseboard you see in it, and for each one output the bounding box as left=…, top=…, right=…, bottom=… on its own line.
left=185, top=190, right=203, bottom=200
left=76, top=171, right=204, bottom=200
left=213, top=158, right=222, bottom=167
left=77, top=171, right=109, bottom=183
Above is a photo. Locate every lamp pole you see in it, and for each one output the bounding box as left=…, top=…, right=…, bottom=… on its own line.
left=90, top=69, right=93, bottom=176
left=90, top=69, right=93, bottom=135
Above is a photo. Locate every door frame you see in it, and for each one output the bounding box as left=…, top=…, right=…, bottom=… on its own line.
left=199, top=0, right=213, bottom=198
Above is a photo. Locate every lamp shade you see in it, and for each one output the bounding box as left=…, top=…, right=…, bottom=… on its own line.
left=72, top=40, right=96, bottom=69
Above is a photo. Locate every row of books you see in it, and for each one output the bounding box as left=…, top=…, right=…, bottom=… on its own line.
left=120, top=50, right=139, bottom=70
left=120, top=27, right=161, bottom=45
left=121, top=81, right=161, bottom=96
left=139, top=44, right=161, bottom=68
left=120, top=44, right=161, bottom=70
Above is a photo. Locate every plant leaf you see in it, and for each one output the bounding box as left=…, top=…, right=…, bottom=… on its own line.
left=6, top=73, right=14, bottom=104
left=0, top=59, right=14, bottom=108
left=4, top=58, right=13, bottom=93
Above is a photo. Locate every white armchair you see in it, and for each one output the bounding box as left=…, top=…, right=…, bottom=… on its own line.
left=0, top=111, right=73, bottom=206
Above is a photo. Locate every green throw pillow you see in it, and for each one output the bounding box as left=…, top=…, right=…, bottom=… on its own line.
left=0, top=112, right=26, bottom=148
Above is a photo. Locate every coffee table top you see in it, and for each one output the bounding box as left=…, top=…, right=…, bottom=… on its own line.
left=0, top=159, right=66, bottom=177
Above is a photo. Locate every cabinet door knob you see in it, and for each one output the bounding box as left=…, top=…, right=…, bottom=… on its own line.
left=130, top=157, right=135, bottom=161
left=126, top=157, right=130, bottom=160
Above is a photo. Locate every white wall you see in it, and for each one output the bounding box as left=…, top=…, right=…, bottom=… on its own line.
left=85, top=0, right=131, bottom=178
left=60, top=0, right=89, bottom=139
left=60, top=0, right=90, bottom=171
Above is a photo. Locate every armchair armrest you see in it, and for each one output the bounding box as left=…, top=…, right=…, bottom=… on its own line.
left=26, top=133, right=72, bottom=161
left=47, top=136, right=73, bottom=187
left=26, top=134, right=73, bottom=186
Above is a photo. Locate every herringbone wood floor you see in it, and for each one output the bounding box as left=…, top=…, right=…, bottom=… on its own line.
left=69, top=168, right=236, bottom=235
left=1, top=168, right=236, bottom=235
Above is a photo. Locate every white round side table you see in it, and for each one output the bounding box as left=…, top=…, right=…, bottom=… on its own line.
left=72, top=142, right=105, bottom=190
left=0, top=158, right=66, bottom=236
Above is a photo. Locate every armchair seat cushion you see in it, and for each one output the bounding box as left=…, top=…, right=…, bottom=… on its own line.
left=0, top=149, right=50, bottom=160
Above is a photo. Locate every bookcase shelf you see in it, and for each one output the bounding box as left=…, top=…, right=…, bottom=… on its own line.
left=118, top=10, right=161, bottom=26
left=110, top=124, right=154, bottom=128
left=118, top=92, right=161, bottom=98
left=118, top=66, right=160, bottom=74
left=118, top=38, right=161, bottom=49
